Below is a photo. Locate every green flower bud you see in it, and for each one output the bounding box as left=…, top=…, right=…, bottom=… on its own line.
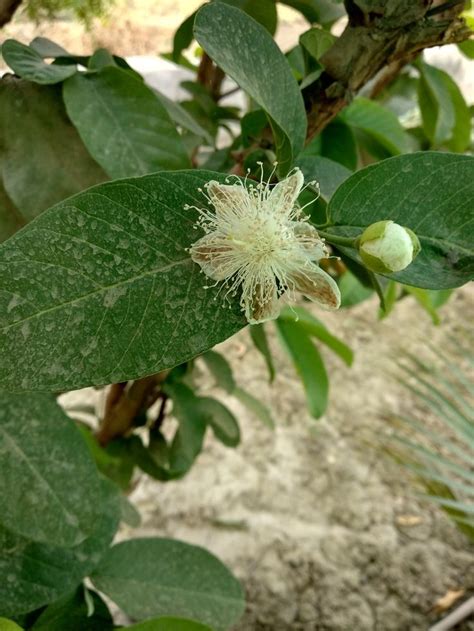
left=358, top=220, right=421, bottom=274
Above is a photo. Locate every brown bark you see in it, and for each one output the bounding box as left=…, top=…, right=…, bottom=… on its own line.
left=303, top=0, right=471, bottom=141
left=0, top=0, right=22, bottom=27
left=96, top=372, right=168, bottom=446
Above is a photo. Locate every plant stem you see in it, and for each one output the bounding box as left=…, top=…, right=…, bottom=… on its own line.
left=317, top=230, right=359, bottom=248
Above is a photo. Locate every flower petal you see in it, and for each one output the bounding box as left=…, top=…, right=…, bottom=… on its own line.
left=289, top=265, right=341, bottom=310
left=242, top=277, right=280, bottom=324
left=189, top=233, right=236, bottom=281
left=267, top=169, right=304, bottom=217
left=292, top=222, right=328, bottom=261
left=207, top=180, right=249, bottom=216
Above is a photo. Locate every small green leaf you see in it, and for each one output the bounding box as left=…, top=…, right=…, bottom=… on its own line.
left=30, top=587, right=113, bottom=630
left=88, top=48, right=116, bottom=70
left=404, top=286, right=452, bottom=325
left=0, top=170, right=246, bottom=392
left=300, top=27, right=336, bottom=60
left=279, top=306, right=353, bottom=366
left=303, top=119, right=357, bottom=171
left=126, top=618, right=214, bottom=631
left=172, top=11, right=198, bottom=62
left=199, top=397, right=240, bottom=447
left=328, top=152, right=474, bottom=289
left=249, top=323, right=275, bottom=382
left=418, top=61, right=470, bottom=152
left=29, top=37, right=70, bottom=58
left=0, top=393, right=107, bottom=547
left=165, top=382, right=207, bottom=477
left=0, top=77, right=107, bottom=220
left=276, top=318, right=328, bottom=419
left=279, top=0, right=345, bottom=25
left=1, top=40, right=77, bottom=84
left=340, top=97, right=411, bottom=155
left=201, top=350, right=236, bottom=394
left=194, top=2, right=306, bottom=172
left=90, top=538, right=245, bottom=630
left=339, top=270, right=374, bottom=308
left=233, top=387, right=275, bottom=429
left=63, top=67, right=191, bottom=179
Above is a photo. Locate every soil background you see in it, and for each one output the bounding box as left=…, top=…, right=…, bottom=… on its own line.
left=4, top=1, right=474, bottom=629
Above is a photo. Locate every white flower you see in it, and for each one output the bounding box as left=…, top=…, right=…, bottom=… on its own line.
left=187, top=166, right=341, bottom=324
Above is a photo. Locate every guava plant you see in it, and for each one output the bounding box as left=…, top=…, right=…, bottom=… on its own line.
left=0, top=0, right=473, bottom=628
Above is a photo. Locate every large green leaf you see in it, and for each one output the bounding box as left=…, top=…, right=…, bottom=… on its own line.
left=0, top=485, right=119, bottom=617
left=0, top=77, right=107, bottom=220
left=276, top=318, right=328, bottom=418
left=0, top=170, right=245, bottom=392
left=194, top=2, right=306, bottom=172
left=1, top=40, right=76, bottom=84
left=90, top=538, right=245, bottom=630
left=340, top=97, right=411, bottom=155
left=63, top=67, right=191, bottom=179
left=327, top=152, right=474, bottom=289
left=0, top=393, right=106, bottom=547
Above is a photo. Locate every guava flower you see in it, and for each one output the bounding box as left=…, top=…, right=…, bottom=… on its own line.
left=187, top=167, right=341, bottom=324
left=358, top=220, right=421, bottom=274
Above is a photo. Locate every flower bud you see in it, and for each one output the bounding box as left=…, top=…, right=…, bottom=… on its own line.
left=358, top=220, right=421, bottom=274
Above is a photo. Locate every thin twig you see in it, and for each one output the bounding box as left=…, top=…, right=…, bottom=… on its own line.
left=429, top=596, right=474, bottom=631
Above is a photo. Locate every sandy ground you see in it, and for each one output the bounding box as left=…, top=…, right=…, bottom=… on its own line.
left=4, top=1, right=474, bottom=628
left=121, top=289, right=474, bottom=631
left=63, top=287, right=474, bottom=630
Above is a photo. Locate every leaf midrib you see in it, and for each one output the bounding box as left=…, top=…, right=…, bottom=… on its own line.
left=0, top=256, right=192, bottom=334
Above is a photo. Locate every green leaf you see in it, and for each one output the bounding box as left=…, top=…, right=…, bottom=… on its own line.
left=88, top=48, right=116, bottom=70
left=198, top=397, right=240, bottom=447
left=154, top=90, right=214, bottom=145
left=0, top=620, right=23, bottom=631
left=172, top=11, right=198, bottom=62
left=28, top=36, right=70, bottom=58
left=119, top=495, right=141, bottom=528
left=249, top=323, right=275, bottom=382
left=418, top=62, right=470, bottom=152
left=221, top=0, right=278, bottom=35
left=340, top=97, right=411, bottom=155
left=327, top=152, right=474, bottom=289
left=279, top=306, right=353, bottom=366
left=126, top=618, right=214, bottom=631
left=401, top=287, right=451, bottom=325
left=338, top=270, right=374, bottom=308
left=276, top=318, right=328, bottom=418
left=0, top=393, right=107, bottom=547
left=458, top=39, right=474, bottom=59
left=165, top=382, right=207, bottom=477
left=0, top=183, right=25, bottom=243
left=0, top=484, right=119, bottom=617
left=194, top=2, right=306, bottom=172
left=30, top=587, right=113, bottom=630
left=63, top=67, right=191, bottom=179
left=201, top=350, right=236, bottom=394
left=90, top=538, right=245, bottom=630
left=279, top=0, right=345, bottom=25
left=1, top=40, right=76, bottom=84
left=233, top=387, right=275, bottom=429
left=0, top=77, right=107, bottom=220
left=296, top=155, right=351, bottom=202
left=0, top=170, right=246, bottom=392
left=303, top=119, right=357, bottom=171
left=300, top=27, right=336, bottom=61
